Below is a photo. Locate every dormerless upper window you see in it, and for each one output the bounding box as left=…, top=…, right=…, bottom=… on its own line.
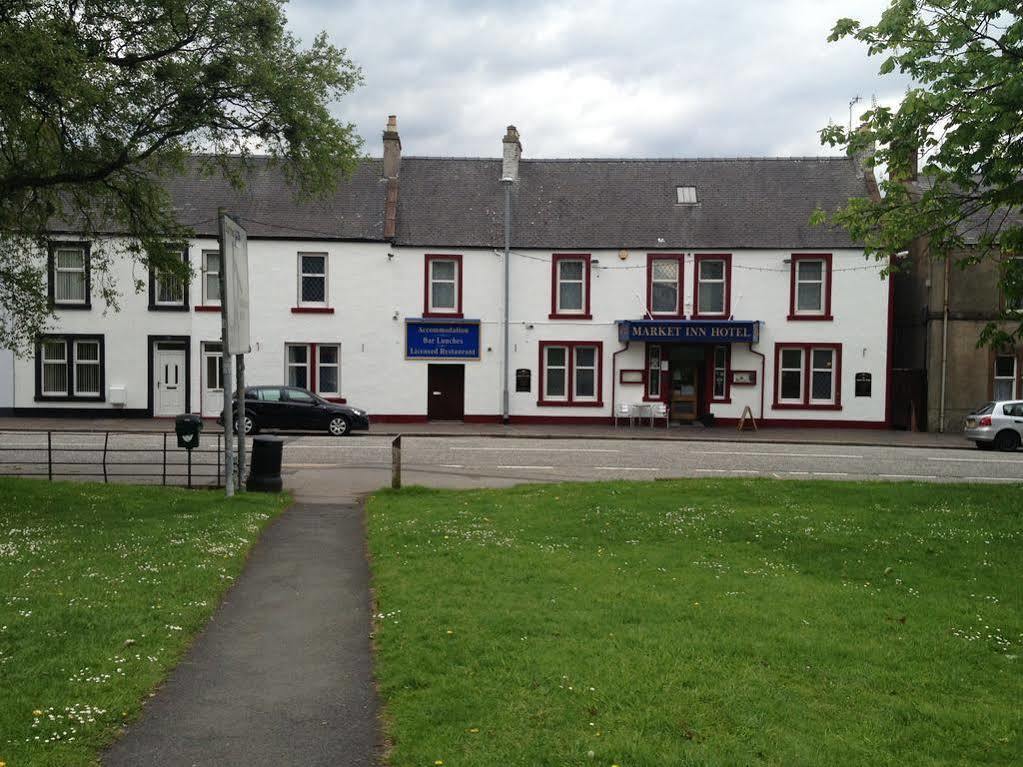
left=994, top=355, right=1017, bottom=400
left=789, top=255, right=833, bottom=320
left=48, top=243, right=90, bottom=307
left=299, top=253, right=327, bottom=305
left=36, top=335, right=104, bottom=401
left=648, top=256, right=681, bottom=316
left=695, top=254, right=731, bottom=318
left=550, top=255, right=592, bottom=319
left=203, top=250, right=221, bottom=305
left=149, top=248, right=188, bottom=310
left=424, top=255, right=462, bottom=317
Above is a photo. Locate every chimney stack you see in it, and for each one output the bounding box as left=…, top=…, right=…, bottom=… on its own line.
left=383, top=115, right=401, bottom=179
left=502, top=125, right=521, bottom=182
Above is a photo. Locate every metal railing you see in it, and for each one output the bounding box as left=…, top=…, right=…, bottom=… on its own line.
left=0, top=430, right=224, bottom=488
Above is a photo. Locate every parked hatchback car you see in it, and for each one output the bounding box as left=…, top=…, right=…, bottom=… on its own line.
left=963, top=401, right=1023, bottom=451
left=217, top=386, right=370, bottom=436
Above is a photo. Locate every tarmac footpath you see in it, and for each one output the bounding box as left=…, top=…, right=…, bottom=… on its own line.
left=103, top=501, right=379, bottom=767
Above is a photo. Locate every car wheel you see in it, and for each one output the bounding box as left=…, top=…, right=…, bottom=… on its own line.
left=993, top=430, right=1021, bottom=452
left=328, top=416, right=350, bottom=437
left=235, top=415, right=257, bottom=435
left=975, top=440, right=995, bottom=451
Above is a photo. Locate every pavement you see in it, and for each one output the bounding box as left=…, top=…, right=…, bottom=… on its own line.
left=102, top=501, right=379, bottom=767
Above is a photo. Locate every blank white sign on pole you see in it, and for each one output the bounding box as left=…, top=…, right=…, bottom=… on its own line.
left=222, top=214, right=250, bottom=355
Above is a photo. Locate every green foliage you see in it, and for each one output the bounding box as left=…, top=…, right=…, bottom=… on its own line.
left=0, top=0, right=363, bottom=352
left=819, top=1, right=1023, bottom=345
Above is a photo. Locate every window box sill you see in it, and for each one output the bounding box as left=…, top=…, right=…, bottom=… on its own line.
left=537, top=400, right=604, bottom=408
left=51, top=303, right=92, bottom=311
left=291, top=307, right=335, bottom=314
left=649, top=312, right=686, bottom=320
left=710, top=398, right=732, bottom=405
left=194, top=305, right=221, bottom=313
left=692, top=313, right=729, bottom=321
left=422, top=312, right=464, bottom=319
left=786, top=314, right=833, bottom=322
left=322, top=396, right=347, bottom=404
left=148, top=304, right=189, bottom=312
left=34, top=395, right=105, bottom=403
left=548, top=313, right=593, bottom=321
left=771, top=402, right=842, bottom=411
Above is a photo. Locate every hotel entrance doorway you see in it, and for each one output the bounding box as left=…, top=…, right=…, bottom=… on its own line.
left=667, top=345, right=705, bottom=422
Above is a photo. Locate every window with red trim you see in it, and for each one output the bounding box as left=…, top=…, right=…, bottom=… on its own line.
left=693, top=254, right=731, bottom=318
left=285, top=342, right=341, bottom=397
left=550, top=254, right=592, bottom=319
left=646, top=255, right=684, bottom=317
left=538, top=341, right=603, bottom=406
left=773, top=343, right=842, bottom=409
left=788, top=254, right=833, bottom=320
left=424, top=254, right=463, bottom=317
left=645, top=344, right=663, bottom=400
left=710, top=345, right=730, bottom=402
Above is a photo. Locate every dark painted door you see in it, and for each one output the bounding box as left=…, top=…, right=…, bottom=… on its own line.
left=427, top=364, right=465, bottom=421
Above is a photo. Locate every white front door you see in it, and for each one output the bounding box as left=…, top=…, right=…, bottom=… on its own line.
left=202, top=348, right=224, bottom=417
left=154, top=348, right=187, bottom=416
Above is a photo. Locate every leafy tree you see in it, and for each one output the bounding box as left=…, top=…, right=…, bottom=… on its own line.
left=0, top=0, right=362, bottom=353
left=817, top=1, right=1022, bottom=346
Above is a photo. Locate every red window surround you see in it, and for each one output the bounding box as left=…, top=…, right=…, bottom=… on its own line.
left=772, top=342, right=843, bottom=410
left=287, top=342, right=345, bottom=401
left=423, top=253, right=464, bottom=318
left=537, top=340, right=604, bottom=407
left=646, top=254, right=685, bottom=318
left=194, top=305, right=221, bottom=313
left=692, top=253, right=732, bottom=319
left=549, top=253, right=592, bottom=320
left=706, top=344, right=731, bottom=403
left=643, top=343, right=665, bottom=402
left=291, top=307, right=335, bottom=314
left=788, top=253, right=833, bottom=321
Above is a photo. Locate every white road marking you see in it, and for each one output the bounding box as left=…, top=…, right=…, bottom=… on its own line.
left=927, top=456, right=1023, bottom=464
left=700, top=450, right=863, bottom=459
left=439, top=464, right=464, bottom=468
left=787, top=471, right=810, bottom=475
left=287, top=445, right=391, bottom=450
left=961, top=476, right=1023, bottom=483
left=591, top=466, right=658, bottom=471
left=879, top=474, right=937, bottom=480
left=282, top=463, right=342, bottom=469
left=695, top=468, right=759, bottom=474
left=452, top=447, right=620, bottom=453
left=496, top=465, right=555, bottom=470
left=812, top=472, right=849, bottom=477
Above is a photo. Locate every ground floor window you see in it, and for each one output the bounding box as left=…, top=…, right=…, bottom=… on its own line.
left=711, top=345, right=730, bottom=401
left=285, top=342, right=342, bottom=397
left=203, top=342, right=223, bottom=393
left=646, top=345, right=661, bottom=399
left=539, top=341, right=603, bottom=406
left=773, top=343, right=842, bottom=409
left=35, top=335, right=104, bottom=401
left=993, top=354, right=1018, bottom=400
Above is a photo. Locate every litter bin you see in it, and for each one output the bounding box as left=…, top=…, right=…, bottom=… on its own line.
left=246, top=435, right=284, bottom=492
left=175, top=413, right=203, bottom=449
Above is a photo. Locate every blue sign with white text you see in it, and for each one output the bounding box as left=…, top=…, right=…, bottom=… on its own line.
left=406, top=320, right=481, bottom=360
left=617, top=319, right=760, bottom=344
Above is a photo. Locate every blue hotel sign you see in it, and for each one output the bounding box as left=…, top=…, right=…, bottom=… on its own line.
left=406, top=319, right=481, bottom=360
left=617, top=319, right=760, bottom=344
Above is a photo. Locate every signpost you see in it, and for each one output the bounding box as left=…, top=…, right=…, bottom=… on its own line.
left=218, top=209, right=250, bottom=497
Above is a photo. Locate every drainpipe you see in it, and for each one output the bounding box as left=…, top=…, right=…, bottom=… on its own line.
left=749, top=341, right=766, bottom=420
left=612, top=341, right=630, bottom=418
left=938, top=255, right=950, bottom=432
left=501, top=178, right=512, bottom=424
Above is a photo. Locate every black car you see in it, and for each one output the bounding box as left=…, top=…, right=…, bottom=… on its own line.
left=218, top=386, right=370, bottom=436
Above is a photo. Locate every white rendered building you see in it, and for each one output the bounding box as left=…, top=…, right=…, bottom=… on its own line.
left=5, top=119, right=891, bottom=428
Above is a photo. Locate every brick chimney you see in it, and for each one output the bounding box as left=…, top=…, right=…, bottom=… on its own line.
left=502, top=125, right=521, bottom=182
left=383, top=115, right=401, bottom=179
left=382, top=116, right=401, bottom=239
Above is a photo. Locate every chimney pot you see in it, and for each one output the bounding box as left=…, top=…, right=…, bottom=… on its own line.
left=383, top=115, right=401, bottom=179
left=502, top=125, right=522, bottom=183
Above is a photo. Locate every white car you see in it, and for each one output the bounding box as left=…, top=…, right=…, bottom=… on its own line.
left=963, top=401, right=1023, bottom=451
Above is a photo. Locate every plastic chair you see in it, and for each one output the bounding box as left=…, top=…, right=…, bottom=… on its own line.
left=651, top=402, right=669, bottom=428
left=614, top=403, right=633, bottom=427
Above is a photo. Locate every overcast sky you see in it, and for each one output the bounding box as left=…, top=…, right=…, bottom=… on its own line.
left=286, top=0, right=908, bottom=159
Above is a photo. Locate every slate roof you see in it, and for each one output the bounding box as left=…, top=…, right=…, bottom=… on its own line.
left=394, top=156, right=867, bottom=249
left=165, top=156, right=387, bottom=240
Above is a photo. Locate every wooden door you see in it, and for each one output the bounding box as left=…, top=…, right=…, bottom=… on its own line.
left=427, top=364, right=465, bottom=421
left=670, top=363, right=699, bottom=422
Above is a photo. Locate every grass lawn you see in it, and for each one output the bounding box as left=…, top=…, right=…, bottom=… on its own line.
left=367, top=479, right=1022, bottom=767
left=0, top=478, right=288, bottom=767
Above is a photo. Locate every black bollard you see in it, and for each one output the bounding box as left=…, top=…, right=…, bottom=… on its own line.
left=246, top=435, right=284, bottom=492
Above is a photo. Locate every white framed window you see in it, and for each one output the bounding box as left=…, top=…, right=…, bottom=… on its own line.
left=647, top=345, right=661, bottom=398
left=779, top=348, right=804, bottom=403
left=426, top=256, right=461, bottom=315
left=994, top=355, right=1017, bottom=400
left=697, top=258, right=728, bottom=316
left=809, top=348, right=836, bottom=404
left=713, top=345, right=728, bottom=400
left=649, top=258, right=680, bottom=315
left=41, top=340, right=68, bottom=396
left=73, top=340, right=101, bottom=396
left=543, top=345, right=568, bottom=401
left=52, top=246, right=88, bottom=305
left=298, top=253, right=328, bottom=306
left=318, top=344, right=341, bottom=396
left=204, top=342, right=223, bottom=392
left=793, top=257, right=828, bottom=315
left=286, top=344, right=310, bottom=389
left=574, top=346, right=598, bottom=401
left=202, top=250, right=221, bottom=305
left=552, top=255, right=590, bottom=317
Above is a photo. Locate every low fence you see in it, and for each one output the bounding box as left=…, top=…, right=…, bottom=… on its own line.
left=0, top=430, right=225, bottom=487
